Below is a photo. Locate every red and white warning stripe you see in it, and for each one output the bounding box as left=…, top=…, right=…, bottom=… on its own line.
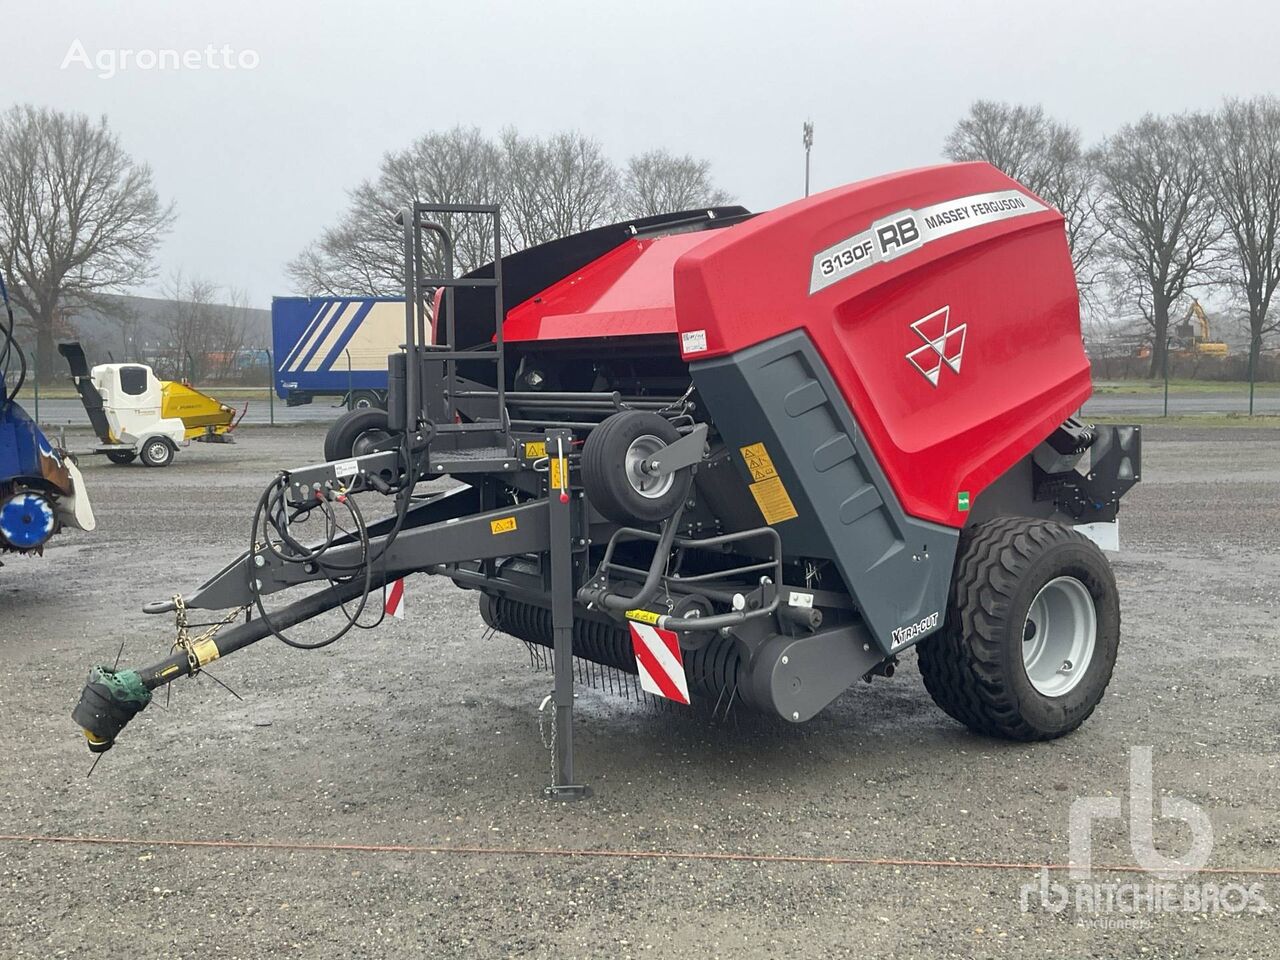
left=628, top=621, right=690, bottom=705
left=385, top=578, right=406, bottom=619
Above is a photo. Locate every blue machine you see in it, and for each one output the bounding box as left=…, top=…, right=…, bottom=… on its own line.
left=272, top=297, right=405, bottom=409
left=0, top=269, right=95, bottom=557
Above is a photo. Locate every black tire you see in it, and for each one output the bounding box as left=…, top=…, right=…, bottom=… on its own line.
left=349, top=390, right=384, bottom=411
left=324, top=408, right=391, bottom=462
left=917, top=517, right=1120, bottom=741
left=581, top=411, right=693, bottom=524
left=106, top=450, right=137, bottom=465
left=140, top=437, right=174, bottom=468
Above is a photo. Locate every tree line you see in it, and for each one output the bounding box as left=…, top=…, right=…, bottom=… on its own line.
left=4, top=97, right=1278, bottom=384
left=0, top=107, right=732, bottom=381
left=945, top=98, right=1280, bottom=377
left=285, top=127, right=732, bottom=297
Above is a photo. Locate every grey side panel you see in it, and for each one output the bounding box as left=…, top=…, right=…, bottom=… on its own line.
left=690, top=330, right=957, bottom=654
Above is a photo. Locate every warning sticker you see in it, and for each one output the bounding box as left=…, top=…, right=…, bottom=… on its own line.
left=625, top=608, right=661, bottom=625
left=681, top=329, right=708, bottom=354
left=749, top=476, right=799, bottom=525
left=490, top=516, right=518, bottom=535
left=740, top=442, right=779, bottom=482
left=524, top=440, right=546, bottom=460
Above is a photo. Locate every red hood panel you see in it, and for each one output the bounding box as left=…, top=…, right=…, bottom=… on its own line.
left=502, top=231, right=712, bottom=343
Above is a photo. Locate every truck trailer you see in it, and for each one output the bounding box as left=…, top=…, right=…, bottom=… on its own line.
left=272, top=296, right=405, bottom=410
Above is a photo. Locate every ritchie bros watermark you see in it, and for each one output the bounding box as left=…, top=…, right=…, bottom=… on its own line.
left=61, top=40, right=260, bottom=80
left=1020, top=747, right=1269, bottom=927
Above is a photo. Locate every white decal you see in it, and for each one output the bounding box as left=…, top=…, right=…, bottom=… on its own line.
left=681, top=329, right=708, bottom=354
left=809, top=188, right=1048, bottom=294
left=891, top=611, right=940, bottom=648
left=906, top=305, right=966, bottom=387
left=333, top=458, right=359, bottom=479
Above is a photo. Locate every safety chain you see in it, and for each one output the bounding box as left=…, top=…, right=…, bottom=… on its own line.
left=537, top=693, right=556, bottom=787
left=171, top=594, right=248, bottom=677
left=172, top=595, right=198, bottom=676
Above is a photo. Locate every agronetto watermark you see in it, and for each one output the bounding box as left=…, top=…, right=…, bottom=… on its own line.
left=60, top=39, right=260, bottom=80
left=1020, top=747, right=1269, bottom=927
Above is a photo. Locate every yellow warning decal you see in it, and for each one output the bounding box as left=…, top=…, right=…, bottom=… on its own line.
left=740, top=442, right=779, bottom=482
left=625, top=608, right=661, bottom=625
left=550, top=457, right=566, bottom=490
left=490, top=516, right=518, bottom=535
left=749, top=476, right=799, bottom=525
left=524, top=440, right=546, bottom=460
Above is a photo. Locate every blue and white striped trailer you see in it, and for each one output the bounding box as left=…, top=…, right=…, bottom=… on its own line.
left=272, top=297, right=406, bottom=409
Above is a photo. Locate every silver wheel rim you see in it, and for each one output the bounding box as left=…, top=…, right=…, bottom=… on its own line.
left=625, top=435, right=674, bottom=500
left=146, top=443, right=168, bottom=464
left=1022, top=575, right=1096, bottom=697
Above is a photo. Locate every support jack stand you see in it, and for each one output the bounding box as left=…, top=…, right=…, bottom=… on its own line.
left=540, top=428, right=592, bottom=802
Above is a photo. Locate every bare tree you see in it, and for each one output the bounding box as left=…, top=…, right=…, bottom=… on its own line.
left=206, top=287, right=252, bottom=380
left=1206, top=96, right=1280, bottom=375
left=288, top=127, right=501, bottom=296
left=157, top=272, right=250, bottom=381
left=99, top=296, right=144, bottom=362
left=160, top=271, right=217, bottom=380
left=619, top=150, right=732, bottom=218
left=944, top=101, right=1103, bottom=296
left=944, top=101, right=1057, bottom=185
left=291, top=131, right=737, bottom=296
left=498, top=129, right=618, bottom=248
left=1094, top=114, right=1223, bottom=377
left=0, top=105, right=173, bottom=381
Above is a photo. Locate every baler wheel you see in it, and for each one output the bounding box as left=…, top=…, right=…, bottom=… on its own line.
left=106, top=450, right=137, bottom=465
left=581, top=411, right=692, bottom=524
left=324, top=408, right=391, bottom=463
left=916, top=517, right=1119, bottom=741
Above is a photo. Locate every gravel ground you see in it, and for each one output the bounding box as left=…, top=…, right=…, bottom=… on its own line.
left=1, top=423, right=1277, bottom=959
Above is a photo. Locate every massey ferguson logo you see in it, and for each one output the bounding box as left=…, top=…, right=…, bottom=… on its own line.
left=906, top=305, right=966, bottom=387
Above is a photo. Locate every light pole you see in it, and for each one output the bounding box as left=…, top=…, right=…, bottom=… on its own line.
left=803, top=121, right=814, bottom=198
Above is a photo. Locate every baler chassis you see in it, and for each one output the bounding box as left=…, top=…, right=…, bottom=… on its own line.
left=70, top=169, right=1142, bottom=797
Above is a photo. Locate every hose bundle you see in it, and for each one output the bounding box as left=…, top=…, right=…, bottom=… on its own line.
left=247, top=435, right=423, bottom=649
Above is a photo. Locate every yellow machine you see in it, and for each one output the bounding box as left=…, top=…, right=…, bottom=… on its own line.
left=159, top=380, right=240, bottom=439
left=59, top=342, right=240, bottom=468
left=1175, top=300, right=1229, bottom=357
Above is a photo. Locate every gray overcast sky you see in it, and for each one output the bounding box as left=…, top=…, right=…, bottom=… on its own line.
left=3, top=0, right=1278, bottom=306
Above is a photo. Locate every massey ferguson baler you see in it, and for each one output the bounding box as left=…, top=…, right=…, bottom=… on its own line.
left=72, top=162, right=1140, bottom=797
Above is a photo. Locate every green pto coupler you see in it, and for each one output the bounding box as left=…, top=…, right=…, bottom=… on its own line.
left=71, top=666, right=152, bottom=753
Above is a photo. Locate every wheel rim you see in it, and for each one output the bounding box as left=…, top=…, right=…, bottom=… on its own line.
left=352, top=429, right=390, bottom=457
left=146, top=443, right=168, bottom=464
left=353, top=397, right=372, bottom=410
left=1022, top=575, right=1097, bottom=697
left=624, top=434, right=674, bottom=500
